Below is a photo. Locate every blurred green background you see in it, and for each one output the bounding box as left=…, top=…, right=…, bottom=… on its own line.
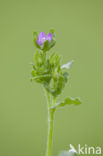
left=0, top=0, right=103, bottom=156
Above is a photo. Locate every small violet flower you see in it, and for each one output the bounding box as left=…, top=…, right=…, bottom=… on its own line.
left=37, top=32, right=52, bottom=46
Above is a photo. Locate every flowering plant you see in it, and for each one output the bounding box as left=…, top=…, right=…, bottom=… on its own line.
left=31, top=29, right=81, bottom=156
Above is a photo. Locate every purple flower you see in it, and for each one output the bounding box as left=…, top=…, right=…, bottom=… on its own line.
left=37, top=32, right=52, bottom=46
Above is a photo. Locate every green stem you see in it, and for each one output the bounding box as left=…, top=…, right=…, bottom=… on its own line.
left=46, top=92, right=56, bottom=156
left=46, top=109, right=55, bottom=156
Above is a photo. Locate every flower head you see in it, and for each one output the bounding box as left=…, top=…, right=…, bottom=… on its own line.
left=37, top=32, right=52, bottom=46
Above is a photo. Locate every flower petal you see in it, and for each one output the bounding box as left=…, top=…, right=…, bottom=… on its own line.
left=37, top=32, right=47, bottom=46
left=39, top=32, right=46, bottom=39
left=47, top=32, right=52, bottom=42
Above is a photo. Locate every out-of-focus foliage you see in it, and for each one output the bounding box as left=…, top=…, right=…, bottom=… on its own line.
left=59, top=151, right=77, bottom=156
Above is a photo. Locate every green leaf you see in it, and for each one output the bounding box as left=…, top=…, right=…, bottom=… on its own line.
left=31, top=70, right=37, bottom=77
left=52, top=96, right=81, bottom=109
left=31, top=74, right=51, bottom=80
left=31, top=74, right=51, bottom=83
left=42, top=81, right=54, bottom=94
left=49, top=52, right=61, bottom=68
left=52, top=71, right=69, bottom=97
left=34, top=51, right=46, bottom=68
left=61, top=61, right=73, bottom=69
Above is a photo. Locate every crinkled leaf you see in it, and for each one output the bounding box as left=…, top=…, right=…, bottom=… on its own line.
left=52, top=97, right=81, bottom=109
left=61, top=61, right=73, bottom=69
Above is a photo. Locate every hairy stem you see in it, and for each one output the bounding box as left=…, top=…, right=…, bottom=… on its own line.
left=46, top=109, right=55, bottom=156
left=46, top=92, right=56, bottom=156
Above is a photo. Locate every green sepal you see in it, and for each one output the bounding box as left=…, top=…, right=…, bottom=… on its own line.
left=42, top=40, right=51, bottom=52
left=42, top=29, right=56, bottom=52
left=33, top=32, right=41, bottom=49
